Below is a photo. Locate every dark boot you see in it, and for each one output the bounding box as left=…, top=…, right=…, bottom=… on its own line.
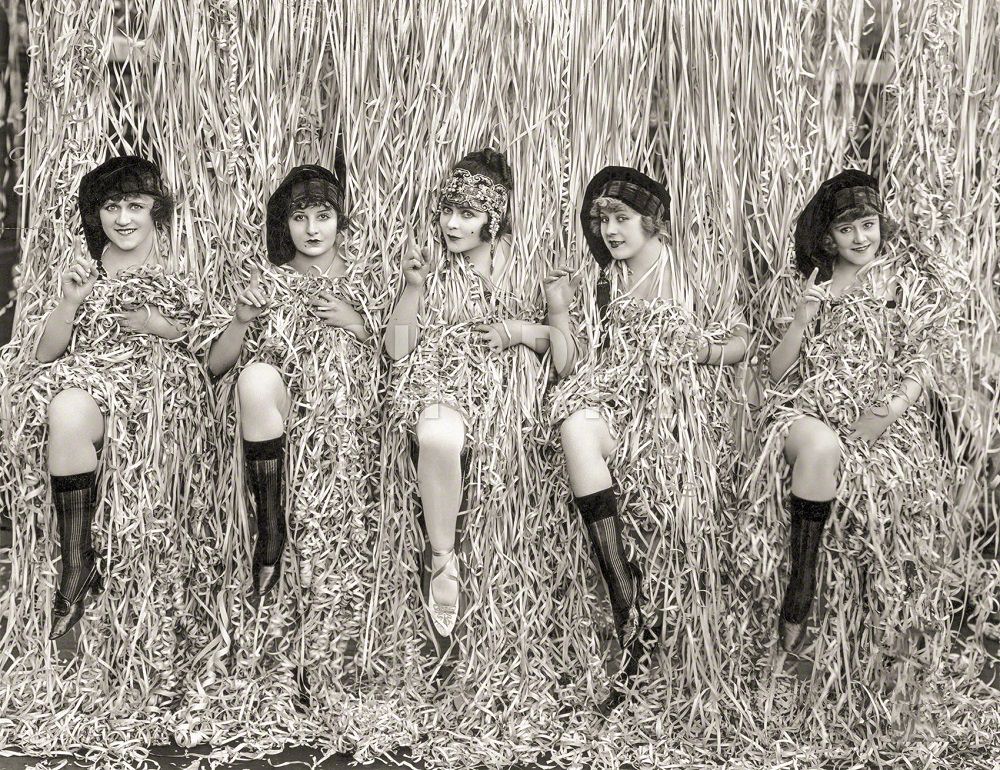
left=778, top=494, right=833, bottom=652
left=244, top=435, right=286, bottom=598
left=49, top=470, right=103, bottom=640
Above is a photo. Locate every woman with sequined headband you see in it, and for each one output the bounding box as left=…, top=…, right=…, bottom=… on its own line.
left=749, top=170, right=954, bottom=726
left=0, top=156, right=211, bottom=746
left=379, top=148, right=566, bottom=650
left=547, top=166, right=748, bottom=714
left=200, top=162, right=383, bottom=732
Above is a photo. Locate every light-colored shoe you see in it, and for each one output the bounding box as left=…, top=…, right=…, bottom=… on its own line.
left=428, top=548, right=460, bottom=637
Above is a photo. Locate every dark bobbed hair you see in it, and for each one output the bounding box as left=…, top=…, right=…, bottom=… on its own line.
left=266, top=160, right=348, bottom=265
left=78, top=156, right=172, bottom=258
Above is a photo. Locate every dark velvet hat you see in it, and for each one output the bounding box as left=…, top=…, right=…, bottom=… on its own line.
left=794, top=170, right=882, bottom=279
left=78, top=156, right=166, bottom=258
left=580, top=166, right=671, bottom=268
left=265, top=158, right=346, bottom=265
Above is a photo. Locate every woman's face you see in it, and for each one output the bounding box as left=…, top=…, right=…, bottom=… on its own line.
left=99, top=193, right=156, bottom=252
left=288, top=203, right=339, bottom=258
left=600, top=202, right=653, bottom=261
left=830, top=214, right=881, bottom=268
left=439, top=201, right=489, bottom=253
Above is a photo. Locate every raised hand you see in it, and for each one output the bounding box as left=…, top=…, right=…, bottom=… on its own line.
left=543, top=267, right=583, bottom=314
left=402, top=229, right=431, bottom=288
left=235, top=267, right=268, bottom=324
left=793, top=267, right=826, bottom=328
left=61, top=255, right=100, bottom=307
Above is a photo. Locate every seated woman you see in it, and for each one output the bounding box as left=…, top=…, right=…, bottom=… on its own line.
left=372, top=148, right=569, bottom=747
left=0, top=156, right=212, bottom=754
left=747, top=170, right=957, bottom=732
left=188, top=162, right=384, bottom=746
left=548, top=166, right=748, bottom=714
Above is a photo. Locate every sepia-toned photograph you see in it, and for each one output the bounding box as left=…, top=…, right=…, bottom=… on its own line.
left=0, top=1, right=998, bottom=769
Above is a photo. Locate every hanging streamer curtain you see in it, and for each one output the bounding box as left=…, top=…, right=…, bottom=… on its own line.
left=1, top=0, right=997, bottom=767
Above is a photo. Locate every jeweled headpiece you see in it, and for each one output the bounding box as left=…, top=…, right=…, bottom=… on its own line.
left=437, top=168, right=510, bottom=245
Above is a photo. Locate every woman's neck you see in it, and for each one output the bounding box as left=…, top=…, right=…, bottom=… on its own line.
left=289, top=246, right=341, bottom=276
left=624, top=238, right=663, bottom=291
left=830, top=258, right=863, bottom=295
left=463, top=240, right=493, bottom=280
left=103, top=234, right=156, bottom=270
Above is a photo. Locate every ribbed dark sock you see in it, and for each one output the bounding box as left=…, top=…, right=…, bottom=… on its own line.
left=780, top=493, right=833, bottom=624
left=574, top=487, right=637, bottom=626
left=51, top=471, right=97, bottom=601
left=244, top=435, right=286, bottom=567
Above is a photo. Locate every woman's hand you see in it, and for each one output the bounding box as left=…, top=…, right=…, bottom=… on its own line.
left=235, top=267, right=268, bottom=324
left=61, top=256, right=100, bottom=307
left=120, top=305, right=154, bottom=333
left=310, top=290, right=358, bottom=329
left=475, top=320, right=517, bottom=351
left=847, top=406, right=894, bottom=445
left=402, top=230, right=431, bottom=288
left=793, top=267, right=826, bottom=328
left=543, top=268, right=582, bottom=314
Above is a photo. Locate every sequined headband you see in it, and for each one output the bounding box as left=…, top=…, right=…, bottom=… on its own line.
left=832, top=185, right=882, bottom=218
left=598, top=180, right=667, bottom=221
left=438, top=168, right=510, bottom=244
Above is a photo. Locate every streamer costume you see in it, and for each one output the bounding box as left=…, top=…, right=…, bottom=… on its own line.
left=739, top=171, right=960, bottom=733
left=0, top=157, right=214, bottom=754
left=178, top=164, right=385, bottom=752
left=547, top=167, right=746, bottom=721
left=367, top=152, right=560, bottom=763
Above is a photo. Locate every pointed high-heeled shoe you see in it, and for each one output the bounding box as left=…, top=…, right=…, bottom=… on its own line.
left=428, top=548, right=460, bottom=637
left=778, top=611, right=807, bottom=654
left=252, top=558, right=282, bottom=599
left=49, top=564, right=103, bottom=641
left=599, top=564, right=647, bottom=716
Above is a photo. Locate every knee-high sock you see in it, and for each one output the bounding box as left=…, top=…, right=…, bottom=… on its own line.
left=575, top=487, right=636, bottom=627
left=51, top=471, right=97, bottom=600
left=244, top=435, right=286, bottom=566
left=781, top=494, right=832, bottom=623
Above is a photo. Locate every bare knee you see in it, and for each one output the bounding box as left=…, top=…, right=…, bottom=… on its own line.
left=238, top=362, right=286, bottom=411
left=47, top=389, right=103, bottom=441
left=787, top=419, right=842, bottom=469
left=416, top=404, right=465, bottom=457
left=560, top=409, right=613, bottom=457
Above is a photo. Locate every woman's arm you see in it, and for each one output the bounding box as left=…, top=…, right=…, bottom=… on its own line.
left=383, top=237, right=430, bottom=361
left=542, top=268, right=583, bottom=379
left=769, top=268, right=825, bottom=383
left=208, top=318, right=254, bottom=377
left=36, top=298, right=82, bottom=363
left=698, top=327, right=749, bottom=367
left=382, top=283, right=424, bottom=361
left=36, top=255, right=100, bottom=362
left=207, top=269, right=268, bottom=377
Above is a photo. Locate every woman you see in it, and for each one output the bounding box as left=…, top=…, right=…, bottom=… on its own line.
left=548, top=166, right=748, bottom=714
left=0, top=156, right=212, bottom=753
left=749, top=169, right=956, bottom=730
left=372, top=149, right=569, bottom=753
left=185, top=162, right=384, bottom=747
